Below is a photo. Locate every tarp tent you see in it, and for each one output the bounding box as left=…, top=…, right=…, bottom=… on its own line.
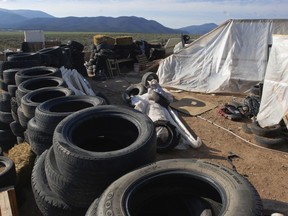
left=157, top=19, right=288, bottom=94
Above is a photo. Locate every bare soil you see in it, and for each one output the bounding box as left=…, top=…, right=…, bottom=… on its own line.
left=88, top=71, right=288, bottom=215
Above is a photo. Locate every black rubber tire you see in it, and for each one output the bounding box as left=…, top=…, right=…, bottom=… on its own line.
left=17, top=106, right=29, bottom=129
left=10, top=97, right=18, bottom=114
left=26, top=118, right=53, bottom=156
left=0, top=156, right=17, bottom=187
left=45, top=148, right=100, bottom=208
left=7, top=52, right=41, bottom=62
left=0, top=147, right=2, bottom=156
left=15, top=66, right=62, bottom=86
left=16, top=136, right=25, bottom=144
left=53, top=105, right=156, bottom=191
left=251, top=121, right=282, bottom=138
left=9, top=121, right=25, bottom=137
left=11, top=110, right=19, bottom=123
left=37, top=46, right=64, bottom=67
left=241, top=123, right=253, bottom=134
left=0, top=96, right=11, bottom=112
left=0, top=110, right=14, bottom=124
left=141, top=72, right=159, bottom=87
left=2, top=68, right=21, bottom=85
left=34, top=95, right=106, bottom=134
left=250, top=85, right=260, bottom=96
left=154, top=120, right=180, bottom=153
left=67, top=40, right=84, bottom=52
left=0, top=78, right=8, bottom=91
left=17, top=76, right=66, bottom=100
left=91, top=159, right=263, bottom=216
left=122, top=83, right=146, bottom=106
left=0, top=120, right=10, bottom=130
left=7, top=85, right=17, bottom=97
left=0, top=129, right=16, bottom=151
left=21, top=87, right=73, bottom=119
left=31, top=150, right=85, bottom=216
left=0, top=60, right=40, bottom=77
left=254, top=134, right=287, bottom=149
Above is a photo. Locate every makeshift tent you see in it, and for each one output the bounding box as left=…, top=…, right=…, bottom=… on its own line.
left=257, top=34, right=288, bottom=127
left=157, top=19, right=288, bottom=94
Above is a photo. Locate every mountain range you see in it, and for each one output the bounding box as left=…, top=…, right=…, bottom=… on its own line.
left=0, top=8, right=217, bottom=34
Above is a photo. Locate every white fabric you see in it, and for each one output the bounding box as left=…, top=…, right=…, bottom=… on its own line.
left=60, top=67, right=96, bottom=96
left=257, top=34, right=288, bottom=127
left=157, top=19, right=288, bottom=94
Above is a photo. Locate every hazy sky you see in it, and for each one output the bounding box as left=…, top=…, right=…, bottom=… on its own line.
left=1, top=0, right=287, bottom=28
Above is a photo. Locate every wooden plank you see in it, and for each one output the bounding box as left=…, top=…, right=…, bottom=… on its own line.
left=0, top=187, right=19, bottom=216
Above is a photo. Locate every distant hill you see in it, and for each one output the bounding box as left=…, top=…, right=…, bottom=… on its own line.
left=0, top=8, right=54, bottom=19
left=0, top=8, right=215, bottom=34
left=180, top=23, right=218, bottom=34
left=11, top=16, right=184, bottom=34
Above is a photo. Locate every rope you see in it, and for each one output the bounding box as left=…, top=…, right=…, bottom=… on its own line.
left=196, top=115, right=288, bottom=156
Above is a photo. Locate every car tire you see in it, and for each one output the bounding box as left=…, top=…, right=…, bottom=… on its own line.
left=89, top=159, right=263, bottom=216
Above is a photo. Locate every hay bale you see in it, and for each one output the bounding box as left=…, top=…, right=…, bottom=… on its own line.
left=115, top=36, right=133, bottom=45
left=93, top=35, right=115, bottom=45
left=8, top=142, right=36, bottom=188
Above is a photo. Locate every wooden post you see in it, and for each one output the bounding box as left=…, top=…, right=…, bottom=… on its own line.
left=0, top=187, right=19, bottom=216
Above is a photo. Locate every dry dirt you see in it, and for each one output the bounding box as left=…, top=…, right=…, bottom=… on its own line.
left=87, top=71, right=288, bottom=215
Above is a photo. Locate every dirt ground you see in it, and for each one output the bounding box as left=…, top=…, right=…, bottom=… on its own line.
left=87, top=70, right=288, bottom=215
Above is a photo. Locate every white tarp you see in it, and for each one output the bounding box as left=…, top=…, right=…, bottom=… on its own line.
left=157, top=19, right=288, bottom=94
left=257, top=35, right=288, bottom=127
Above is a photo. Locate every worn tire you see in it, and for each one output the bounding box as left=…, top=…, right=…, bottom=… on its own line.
left=154, top=120, right=180, bottom=153
left=67, top=40, right=84, bottom=52
left=45, top=148, right=101, bottom=208
left=0, top=110, right=14, bottom=124
left=141, top=72, right=159, bottom=87
left=21, top=87, right=73, bottom=119
left=242, top=123, right=253, bottom=134
left=3, top=68, right=21, bottom=85
left=122, top=83, right=146, bottom=106
left=53, top=105, right=156, bottom=191
left=0, top=129, right=16, bottom=151
left=0, top=156, right=17, bottom=188
left=35, top=95, right=106, bottom=134
left=15, top=66, right=62, bottom=86
left=0, top=96, right=11, bottom=112
left=251, top=121, right=282, bottom=138
left=27, top=118, right=53, bottom=156
left=37, top=46, right=64, bottom=67
left=90, top=159, right=263, bottom=216
left=254, top=134, right=287, bottom=149
left=9, top=121, right=25, bottom=137
left=8, top=85, right=17, bottom=97
left=31, top=150, right=85, bottom=216
left=17, top=76, right=66, bottom=100
left=7, top=52, right=41, bottom=62
left=17, top=106, right=29, bottom=129
left=0, top=78, right=8, bottom=91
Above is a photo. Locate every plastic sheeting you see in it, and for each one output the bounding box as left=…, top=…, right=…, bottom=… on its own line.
left=157, top=19, right=288, bottom=94
left=60, top=67, right=96, bottom=96
left=257, top=35, right=288, bottom=127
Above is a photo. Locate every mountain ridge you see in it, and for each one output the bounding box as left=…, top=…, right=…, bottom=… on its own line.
left=0, top=8, right=217, bottom=34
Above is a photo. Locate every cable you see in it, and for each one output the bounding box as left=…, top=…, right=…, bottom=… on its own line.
left=196, top=115, right=288, bottom=156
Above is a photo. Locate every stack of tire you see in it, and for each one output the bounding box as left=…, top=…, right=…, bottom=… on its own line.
left=31, top=105, right=157, bottom=215
left=0, top=54, right=41, bottom=151
left=250, top=120, right=288, bottom=149
left=27, top=95, right=106, bottom=156
left=37, top=40, right=87, bottom=77
left=11, top=66, right=70, bottom=144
